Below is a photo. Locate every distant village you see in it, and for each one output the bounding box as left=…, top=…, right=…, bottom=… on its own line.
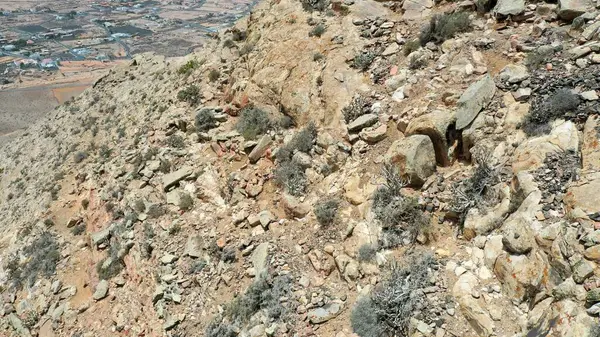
left=0, top=0, right=256, bottom=84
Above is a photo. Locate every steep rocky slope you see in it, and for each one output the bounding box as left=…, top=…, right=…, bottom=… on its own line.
left=1, top=0, right=600, bottom=336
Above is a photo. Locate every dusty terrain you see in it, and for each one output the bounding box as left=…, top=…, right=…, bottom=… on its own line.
left=0, top=0, right=600, bottom=336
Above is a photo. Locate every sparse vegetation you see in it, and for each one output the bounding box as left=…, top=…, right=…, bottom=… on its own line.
left=408, top=54, right=428, bottom=69
left=352, top=51, right=376, bottom=72
left=351, top=254, right=436, bottom=337
left=82, top=199, right=89, bottom=210
left=179, top=193, right=194, bottom=211
left=73, top=151, right=88, bottom=163
left=589, top=325, right=600, bottom=337
left=313, top=52, right=325, bottom=62
left=357, top=244, right=377, bottom=262
left=141, top=223, right=154, bottom=259
left=309, top=24, right=326, bottom=37
left=208, top=69, right=220, bottom=82
left=235, top=107, right=272, bottom=140
left=300, top=0, right=330, bottom=12
left=5, top=231, right=60, bottom=289
left=521, top=88, right=580, bottom=136
left=275, top=161, right=308, bottom=196
left=166, top=135, right=185, bottom=149
left=71, top=223, right=86, bottom=235
left=450, top=151, right=500, bottom=225
left=372, top=163, right=428, bottom=247
left=342, top=95, right=371, bottom=123
left=525, top=47, right=553, bottom=70
left=96, top=241, right=125, bottom=280
left=195, top=109, right=218, bottom=132
left=403, top=39, right=421, bottom=56
left=419, top=12, right=471, bottom=45
left=178, top=59, right=201, bottom=76
left=177, top=85, right=201, bottom=105
left=314, top=198, right=339, bottom=226
left=274, top=123, right=317, bottom=196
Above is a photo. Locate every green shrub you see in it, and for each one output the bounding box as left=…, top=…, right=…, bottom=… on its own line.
left=5, top=231, right=60, bottom=289
left=372, top=163, right=428, bottom=247
left=231, top=28, right=247, bottom=42
left=178, top=59, right=201, bottom=76
left=177, top=85, right=201, bottom=105
left=342, top=95, right=371, bottom=123
left=223, top=39, right=235, bottom=48
left=357, top=244, right=377, bottom=262
left=179, top=193, right=194, bottom=211
left=419, top=12, right=471, bottom=45
left=166, top=135, right=185, bottom=149
left=408, top=54, right=428, bottom=69
left=521, top=88, right=580, bottom=137
left=70, top=223, right=86, bottom=235
left=300, top=0, right=330, bottom=12
left=352, top=51, right=376, bottom=72
left=314, top=198, right=339, bottom=226
left=74, top=151, right=88, bottom=163
left=195, top=108, right=218, bottom=132
left=205, top=319, right=237, bottom=337
left=351, top=254, right=436, bottom=337
left=309, top=24, right=326, bottom=37
left=403, top=39, right=421, bottom=56
left=236, top=107, right=271, bottom=140
left=208, top=69, right=220, bottom=82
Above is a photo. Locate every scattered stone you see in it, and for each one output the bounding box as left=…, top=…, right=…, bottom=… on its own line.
left=581, top=90, right=598, bottom=101
left=498, top=64, right=529, bottom=84
left=252, top=243, right=269, bottom=276
left=249, top=135, right=272, bottom=163
left=93, top=280, right=109, bottom=300
left=493, top=0, right=525, bottom=17
left=185, top=235, right=203, bottom=258
left=347, top=114, right=379, bottom=132
left=558, top=0, right=594, bottom=21
left=162, top=166, right=193, bottom=191
left=307, top=301, right=344, bottom=324
left=455, top=75, right=496, bottom=130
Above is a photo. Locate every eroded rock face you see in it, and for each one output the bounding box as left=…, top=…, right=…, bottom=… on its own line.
left=385, top=135, right=436, bottom=187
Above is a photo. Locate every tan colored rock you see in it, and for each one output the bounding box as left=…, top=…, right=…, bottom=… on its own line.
left=458, top=297, right=494, bottom=337
left=582, top=115, right=600, bottom=171
left=385, top=135, right=436, bottom=187
left=282, top=194, right=310, bottom=218
left=565, top=176, right=600, bottom=214
left=512, top=120, right=579, bottom=173
left=405, top=110, right=456, bottom=166
left=493, top=250, right=549, bottom=303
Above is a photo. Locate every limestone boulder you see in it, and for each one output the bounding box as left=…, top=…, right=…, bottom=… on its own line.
left=455, top=75, right=497, bottom=130
left=385, top=135, right=436, bottom=187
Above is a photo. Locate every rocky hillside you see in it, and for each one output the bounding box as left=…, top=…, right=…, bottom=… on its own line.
left=1, top=0, right=600, bottom=336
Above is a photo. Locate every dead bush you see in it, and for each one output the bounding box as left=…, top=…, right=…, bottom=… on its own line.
left=351, top=254, right=436, bottom=337
left=372, top=163, right=428, bottom=247
left=309, top=24, right=326, bottom=37
left=450, top=150, right=500, bottom=225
